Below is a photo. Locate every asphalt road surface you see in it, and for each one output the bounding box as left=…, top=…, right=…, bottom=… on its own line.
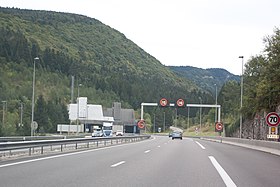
left=0, top=136, right=280, bottom=187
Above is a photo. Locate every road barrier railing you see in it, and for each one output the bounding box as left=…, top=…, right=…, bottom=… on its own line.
left=0, top=135, right=151, bottom=158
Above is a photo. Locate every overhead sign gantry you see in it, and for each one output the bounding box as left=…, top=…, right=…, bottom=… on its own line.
left=140, top=98, right=222, bottom=123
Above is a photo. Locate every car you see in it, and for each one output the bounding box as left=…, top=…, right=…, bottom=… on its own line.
left=171, top=131, right=182, bottom=140
left=116, top=130, right=124, bottom=136
left=168, top=132, right=173, bottom=137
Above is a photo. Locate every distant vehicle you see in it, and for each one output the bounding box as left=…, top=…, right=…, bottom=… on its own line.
left=171, top=131, right=182, bottom=140
left=116, top=130, right=124, bottom=136
left=103, top=122, right=113, bottom=137
left=168, top=132, right=173, bottom=137
left=92, top=126, right=103, bottom=137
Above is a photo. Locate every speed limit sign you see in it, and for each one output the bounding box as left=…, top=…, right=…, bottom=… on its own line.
left=266, top=112, right=280, bottom=127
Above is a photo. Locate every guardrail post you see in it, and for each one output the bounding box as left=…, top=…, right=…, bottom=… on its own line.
left=29, top=148, right=31, bottom=156
left=41, top=146, right=43, bottom=154
left=61, top=144, right=63, bottom=152
left=97, top=141, right=99, bottom=147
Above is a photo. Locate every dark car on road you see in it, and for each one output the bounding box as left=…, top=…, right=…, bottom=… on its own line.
left=171, top=131, right=182, bottom=140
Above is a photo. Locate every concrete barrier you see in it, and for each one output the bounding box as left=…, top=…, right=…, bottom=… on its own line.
left=200, top=136, right=280, bottom=156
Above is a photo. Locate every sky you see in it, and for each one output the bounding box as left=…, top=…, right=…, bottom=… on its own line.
left=1, top=0, right=279, bottom=75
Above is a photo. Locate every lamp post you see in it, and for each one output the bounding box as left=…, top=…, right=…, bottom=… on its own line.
left=163, top=111, right=166, bottom=132
left=31, top=57, right=39, bottom=136
left=76, top=83, right=82, bottom=135
left=78, top=83, right=82, bottom=98
left=2, top=101, right=7, bottom=127
left=199, top=97, right=202, bottom=132
left=239, top=56, right=244, bottom=138
left=214, top=84, right=218, bottom=123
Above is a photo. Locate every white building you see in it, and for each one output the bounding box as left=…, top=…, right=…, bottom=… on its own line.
left=64, top=97, right=114, bottom=133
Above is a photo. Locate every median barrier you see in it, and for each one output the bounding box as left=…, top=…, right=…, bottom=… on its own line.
left=0, top=135, right=151, bottom=159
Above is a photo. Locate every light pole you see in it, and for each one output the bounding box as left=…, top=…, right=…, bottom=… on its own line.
left=78, top=83, right=82, bottom=98
left=239, top=56, right=244, bottom=138
left=31, top=57, right=39, bottom=136
left=76, top=83, right=82, bottom=135
left=199, top=97, right=202, bottom=132
left=163, top=112, right=165, bottom=132
left=2, top=101, right=7, bottom=127
left=214, top=84, right=218, bottom=123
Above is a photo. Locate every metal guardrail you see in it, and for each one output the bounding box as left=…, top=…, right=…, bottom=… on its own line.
left=0, top=135, right=151, bottom=158
left=0, top=135, right=87, bottom=142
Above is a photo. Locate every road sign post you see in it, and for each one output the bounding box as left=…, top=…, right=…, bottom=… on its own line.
left=215, top=122, right=223, bottom=132
left=266, top=112, right=280, bottom=127
left=266, top=112, right=279, bottom=140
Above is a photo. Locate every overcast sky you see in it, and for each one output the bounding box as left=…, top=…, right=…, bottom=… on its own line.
left=1, top=0, right=279, bottom=75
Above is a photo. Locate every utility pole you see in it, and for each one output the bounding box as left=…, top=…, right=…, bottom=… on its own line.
left=71, top=76, right=74, bottom=103
left=163, top=112, right=166, bottom=132
left=2, top=101, right=7, bottom=127
left=239, top=56, right=244, bottom=138
left=199, top=97, right=202, bottom=132
left=20, top=103, right=23, bottom=127
left=31, top=57, right=39, bottom=136
left=214, top=84, right=217, bottom=123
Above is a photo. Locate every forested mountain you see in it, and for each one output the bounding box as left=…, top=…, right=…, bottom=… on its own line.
left=169, top=66, right=240, bottom=96
left=1, top=7, right=278, bottom=139
left=0, top=7, right=213, bottom=135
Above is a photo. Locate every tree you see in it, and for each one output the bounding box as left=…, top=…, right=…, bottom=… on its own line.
left=34, top=95, right=49, bottom=133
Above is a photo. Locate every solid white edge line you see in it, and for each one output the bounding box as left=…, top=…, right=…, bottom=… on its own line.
left=208, top=156, right=237, bottom=187
left=0, top=136, right=156, bottom=169
left=111, top=161, right=126, bottom=168
left=195, top=141, right=206, bottom=150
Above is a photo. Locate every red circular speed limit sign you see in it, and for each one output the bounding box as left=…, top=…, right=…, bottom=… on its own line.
left=159, top=98, right=168, bottom=107
left=215, top=122, right=223, bottom=132
left=266, top=112, right=280, bottom=127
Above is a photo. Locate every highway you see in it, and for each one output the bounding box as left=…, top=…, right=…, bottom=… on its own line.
left=0, top=136, right=280, bottom=187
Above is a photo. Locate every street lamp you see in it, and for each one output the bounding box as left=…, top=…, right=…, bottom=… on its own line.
left=239, top=56, right=244, bottom=138
left=214, top=84, right=218, bottom=123
left=78, top=83, right=82, bottom=98
left=31, top=57, right=39, bottom=136
left=2, top=101, right=7, bottom=127
left=76, top=83, right=82, bottom=135
left=199, top=97, right=202, bottom=132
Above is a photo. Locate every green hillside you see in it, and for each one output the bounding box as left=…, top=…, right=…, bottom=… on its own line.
left=169, top=66, right=240, bottom=96
left=0, top=7, right=213, bottom=135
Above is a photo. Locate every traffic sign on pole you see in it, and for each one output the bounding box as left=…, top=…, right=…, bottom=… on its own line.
left=137, top=120, right=145, bottom=129
left=265, top=112, right=280, bottom=127
left=215, top=122, right=223, bottom=132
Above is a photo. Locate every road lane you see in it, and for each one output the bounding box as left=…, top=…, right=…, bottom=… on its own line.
left=0, top=136, right=280, bottom=187
left=196, top=139, right=280, bottom=187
